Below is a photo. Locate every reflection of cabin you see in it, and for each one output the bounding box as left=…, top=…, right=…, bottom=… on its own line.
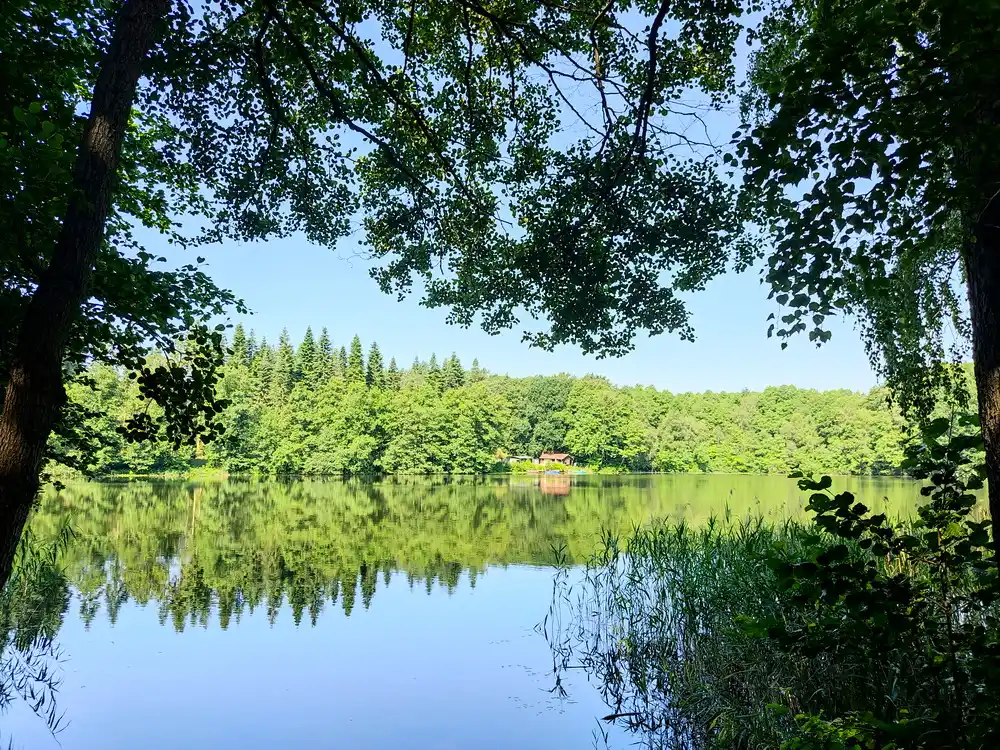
left=506, top=455, right=533, bottom=464
left=539, top=475, right=571, bottom=495
left=538, top=452, right=574, bottom=466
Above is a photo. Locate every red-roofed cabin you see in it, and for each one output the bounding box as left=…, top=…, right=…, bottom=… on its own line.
left=538, top=452, right=574, bottom=466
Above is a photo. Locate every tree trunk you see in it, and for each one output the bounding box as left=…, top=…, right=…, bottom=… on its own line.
left=0, top=0, right=170, bottom=591
left=965, top=189, right=1000, bottom=560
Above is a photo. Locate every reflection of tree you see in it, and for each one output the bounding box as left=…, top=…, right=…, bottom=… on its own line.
left=1, top=528, right=73, bottom=741
left=20, top=476, right=924, bottom=636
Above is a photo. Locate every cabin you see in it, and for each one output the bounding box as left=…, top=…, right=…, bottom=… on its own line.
left=538, top=452, right=574, bottom=466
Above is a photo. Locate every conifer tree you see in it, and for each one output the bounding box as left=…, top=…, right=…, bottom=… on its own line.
left=250, top=338, right=273, bottom=399
left=317, top=328, right=333, bottom=381
left=386, top=358, right=401, bottom=391
left=366, top=342, right=385, bottom=389
left=230, top=324, right=249, bottom=367
left=296, top=327, right=318, bottom=385
left=442, top=354, right=465, bottom=390
left=347, top=336, right=366, bottom=385
left=245, top=330, right=258, bottom=364
left=270, top=329, right=295, bottom=400
left=469, top=358, right=485, bottom=384
left=426, top=353, right=443, bottom=393
left=335, top=346, right=349, bottom=379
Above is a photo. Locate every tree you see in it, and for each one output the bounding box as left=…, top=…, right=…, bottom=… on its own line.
left=334, top=346, right=348, bottom=380
left=269, top=329, right=295, bottom=401
left=1, top=0, right=754, bottom=588
left=366, top=342, right=384, bottom=389
left=562, top=377, right=646, bottom=468
left=386, top=358, right=401, bottom=391
left=468, top=359, right=486, bottom=384
left=249, top=338, right=273, bottom=400
left=230, top=324, right=249, bottom=367
left=519, top=375, right=573, bottom=456
left=442, top=354, right=465, bottom=390
left=316, top=327, right=333, bottom=381
left=426, top=354, right=443, bottom=394
left=0, top=0, right=242, bottom=587
left=736, top=0, right=1000, bottom=552
left=346, top=336, right=365, bottom=386
left=244, top=330, right=258, bottom=363
left=295, top=326, right=318, bottom=385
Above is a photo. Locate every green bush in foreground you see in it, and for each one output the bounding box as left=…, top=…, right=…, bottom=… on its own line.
left=550, top=417, right=1000, bottom=749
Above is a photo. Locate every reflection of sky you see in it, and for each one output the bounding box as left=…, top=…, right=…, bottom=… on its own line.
left=4, top=565, right=624, bottom=750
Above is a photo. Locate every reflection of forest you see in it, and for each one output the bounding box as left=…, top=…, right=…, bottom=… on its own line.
left=23, top=476, right=924, bottom=632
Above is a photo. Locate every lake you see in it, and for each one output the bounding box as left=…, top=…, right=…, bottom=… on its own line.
left=2, top=474, right=927, bottom=749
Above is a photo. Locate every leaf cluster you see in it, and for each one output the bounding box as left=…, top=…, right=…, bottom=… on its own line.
left=762, top=421, right=1000, bottom=748
left=736, top=0, right=1000, bottom=417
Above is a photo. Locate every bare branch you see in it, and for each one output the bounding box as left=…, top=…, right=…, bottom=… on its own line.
left=636, top=0, right=672, bottom=153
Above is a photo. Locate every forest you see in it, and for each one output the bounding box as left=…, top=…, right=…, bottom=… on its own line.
left=61, top=324, right=910, bottom=478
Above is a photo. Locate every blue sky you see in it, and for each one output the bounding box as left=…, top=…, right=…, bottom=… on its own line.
left=145, top=227, right=878, bottom=394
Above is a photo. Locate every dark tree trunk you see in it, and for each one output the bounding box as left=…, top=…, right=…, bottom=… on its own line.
left=966, top=188, right=1000, bottom=560
left=0, top=0, right=170, bottom=591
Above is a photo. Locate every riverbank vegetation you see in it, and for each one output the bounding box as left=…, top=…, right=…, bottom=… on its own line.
left=59, top=326, right=912, bottom=478
left=549, top=422, right=999, bottom=749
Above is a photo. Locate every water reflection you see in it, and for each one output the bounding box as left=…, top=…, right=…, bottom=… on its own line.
left=3, top=474, right=928, bottom=748
left=1, top=531, right=72, bottom=743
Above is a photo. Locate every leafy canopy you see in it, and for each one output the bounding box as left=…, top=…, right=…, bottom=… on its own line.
left=735, top=0, right=1000, bottom=416
left=5, top=0, right=760, bottom=406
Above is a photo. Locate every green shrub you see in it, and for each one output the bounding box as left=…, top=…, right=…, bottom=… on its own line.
left=510, top=460, right=571, bottom=473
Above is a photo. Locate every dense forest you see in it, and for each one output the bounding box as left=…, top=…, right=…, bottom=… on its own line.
left=62, top=325, right=910, bottom=477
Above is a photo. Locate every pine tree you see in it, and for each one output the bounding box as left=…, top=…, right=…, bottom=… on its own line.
left=366, top=342, right=385, bottom=388
left=335, top=346, right=348, bottom=379
left=250, top=338, right=273, bottom=398
left=296, top=327, right=318, bottom=385
left=230, top=323, right=249, bottom=367
left=346, top=335, right=366, bottom=385
left=442, top=353, right=465, bottom=390
left=317, top=327, right=333, bottom=381
left=469, top=358, right=485, bottom=383
left=270, top=328, right=295, bottom=400
left=386, top=357, right=401, bottom=390
left=245, top=330, right=258, bottom=363
left=426, top=353, right=443, bottom=392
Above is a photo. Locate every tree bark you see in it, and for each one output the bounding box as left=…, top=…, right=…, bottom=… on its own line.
left=966, top=188, right=1000, bottom=559
left=0, top=0, right=170, bottom=591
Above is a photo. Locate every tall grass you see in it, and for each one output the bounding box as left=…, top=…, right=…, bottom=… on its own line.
left=546, top=508, right=996, bottom=749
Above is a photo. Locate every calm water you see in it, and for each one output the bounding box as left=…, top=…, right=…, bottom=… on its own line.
left=3, top=474, right=927, bottom=749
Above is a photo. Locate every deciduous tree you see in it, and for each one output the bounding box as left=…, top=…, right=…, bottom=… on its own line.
left=736, top=0, right=1000, bottom=551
